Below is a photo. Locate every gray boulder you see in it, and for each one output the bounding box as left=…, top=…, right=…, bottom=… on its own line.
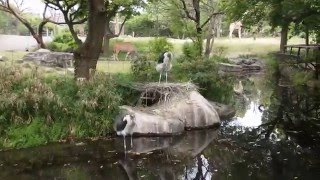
left=0, top=56, right=9, bottom=61
left=36, top=48, right=51, bottom=53
left=22, top=50, right=73, bottom=68
left=220, top=57, right=262, bottom=73
left=210, top=101, right=236, bottom=120
left=115, top=90, right=221, bottom=136
left=118, top=105, right=185, bottom=135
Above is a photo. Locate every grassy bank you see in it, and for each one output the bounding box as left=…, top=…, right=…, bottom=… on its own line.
left=0, top=64, right=123, bottom=149
left=0, top=36, right=305, bottom=149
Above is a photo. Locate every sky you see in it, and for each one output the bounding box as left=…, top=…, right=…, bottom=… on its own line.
left=22, top=0, right=45, bottom=14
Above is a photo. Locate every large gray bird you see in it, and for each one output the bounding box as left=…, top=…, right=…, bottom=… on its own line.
left=114, top=113, right=136, bottom=151
left=156, top=51, right=173, bottom=83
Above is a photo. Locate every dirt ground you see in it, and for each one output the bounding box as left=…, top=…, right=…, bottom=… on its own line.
left=0, top=35, right=52, bottom=51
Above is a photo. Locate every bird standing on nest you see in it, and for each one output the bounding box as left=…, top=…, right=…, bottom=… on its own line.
left=114, top=113, right=136, bottom=151
left=156, top=51, right=173, bottom=83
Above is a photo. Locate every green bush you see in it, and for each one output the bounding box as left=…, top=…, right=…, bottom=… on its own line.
left=131, top=54, right=159, bottom=82
left=47, top=31, right=78, bottom=52
left=0, top=66, right=122, bottom=149
left=172, top=56, right=234, bottom=103
left=182, top=42, right=200, bottom=59
left=149, top=37, right=174, bottom=58
left=128, top=37, right=174, bottom=81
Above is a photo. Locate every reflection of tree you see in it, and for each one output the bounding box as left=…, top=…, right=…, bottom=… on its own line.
left=261, top=84, right=320, bottom=148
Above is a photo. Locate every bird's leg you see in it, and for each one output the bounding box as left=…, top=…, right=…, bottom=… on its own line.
left=130, top=135, right=133, bottom=148
left=159, top=72, right=162, bottom=83
left=123, top=135, right=126, bottom=152
left=165, top=71, right=168, bottom=83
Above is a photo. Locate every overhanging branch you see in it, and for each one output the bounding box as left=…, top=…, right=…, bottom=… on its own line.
left=200, top=12, right=224, bottom=29
left=180, top=0, right=196, bottom=22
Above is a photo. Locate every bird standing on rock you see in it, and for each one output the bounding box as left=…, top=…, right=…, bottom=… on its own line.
left=156, top=51, right=173, bottom=83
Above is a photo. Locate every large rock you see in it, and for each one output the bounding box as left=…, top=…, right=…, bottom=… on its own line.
left=0, top=55, right=9, bottom=61
left=22, top=49, right=73, bottom=68
left=219, top=62, right=261, bottom=72
left=166, top=91, right=220, bottom=129
left=115, top=90, right=221, bottom=136
left=219, top=57, right=262, bottom=73
left=210, top=101, right=236, bottom=120
left=119, top=105, right=185, bottom=135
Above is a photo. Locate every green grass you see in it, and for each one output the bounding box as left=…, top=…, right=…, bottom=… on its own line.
left=1, top=36, right=305, bottom=74
left=211, top=37, right=304, bottom=57
left=0, top=51, right=28, bottom=61
left=114, top=36, right=305, bottom=58
left=96, top=60, right=131, bottom=73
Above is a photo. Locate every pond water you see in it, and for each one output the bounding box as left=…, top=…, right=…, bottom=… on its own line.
left=0, top=74, right=319, bottom=179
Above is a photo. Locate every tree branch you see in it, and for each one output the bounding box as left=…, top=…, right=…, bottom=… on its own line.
left=180, top=0, right=196, bottom=22
left=116, top=15, right=128, bottom=36
left=200, top=12, right=224, bottom=29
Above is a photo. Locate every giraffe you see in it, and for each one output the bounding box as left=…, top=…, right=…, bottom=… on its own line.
left=229, top=21, right=243, bottom=39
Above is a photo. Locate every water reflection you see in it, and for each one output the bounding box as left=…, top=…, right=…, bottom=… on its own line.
left=230, top=101, right=263, bottom=127
left=1, top=74, right=320, bottom=179
left=0, top=130, right=219, bottom=179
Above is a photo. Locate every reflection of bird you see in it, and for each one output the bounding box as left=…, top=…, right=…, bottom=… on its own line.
left=258, top=104, right=265, bottom=112
left=233, top=80, right=243, bottom=94
left=115, top=114, right=136, bottom=150
left=156, top=51, right=173, bottom=83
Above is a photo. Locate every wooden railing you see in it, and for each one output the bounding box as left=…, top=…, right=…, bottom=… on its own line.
left=283, top=44, right=320, bottom=58
left=280, top=44, right=320, bottom=79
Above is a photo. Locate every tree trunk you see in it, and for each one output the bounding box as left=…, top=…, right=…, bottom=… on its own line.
left=204, top=15, right=215, bottom=58
left=280, top=24, right=289, bottom=52
left=102, top=34, right=115, bottom=56
left=195, top=33, right=203, bottom=57
left=74, top=0, right=107, bottom=80
left=204, top=35, right=214, bottom=58
left=204, top=36, right=211, bottom=57
left=102, top=35, right=110, bottom=56
left=102, top=20, right=117, bottom=56
left=67, top=20, right=83, bottom=46
left=305, top=26, right=309, bottom=46
left=37, top=21, right=48, bottom=49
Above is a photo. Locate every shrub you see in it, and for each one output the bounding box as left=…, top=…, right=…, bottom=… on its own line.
left=149, top=37, right=174, bottom=59
left=128, top=38, right=174, bottom=82
left=0, top=66, right=122, bottom=149
left=172, top=56, right=234, bottom=103
left=47, top=31, right=78, bottom=52
left=182, top=42, right=199, bottom=59
left=130, top=54, right=159, bottom=82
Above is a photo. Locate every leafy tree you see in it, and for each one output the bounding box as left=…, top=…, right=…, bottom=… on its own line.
left=101, top=0, right=145, bottom=56
left=43, top=0, right=87, bottom=46
left=0, top=0, right=52, bottom=48
left=126, top=14, right=156, bottom=37
left=155, top=0, right=222, bottom=57
left=0, top=0, right=77, bottom=48
left=220, top=0, right=320, bottom=51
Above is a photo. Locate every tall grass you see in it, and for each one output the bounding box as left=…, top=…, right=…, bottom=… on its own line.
left=0, top=64, right=122, bottom=149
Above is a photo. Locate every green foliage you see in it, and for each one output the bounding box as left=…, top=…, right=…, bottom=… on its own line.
left=149, top=37, right=174, bottom=57
left=130, top=37, right=174, bottom=82
left=182, top=42, right=201, bottom=59
left=112, top=73, right=141, bottom=106
left=3, top=118, right=68, bottom=148
left=0, top=11, right=46, bottom=35
left=126, top=14, right=156, bottom=37
left=172, top=56, right=233, bottom=103
left=293, top=71, right=313, bottom=86
left=130, top=54, right=158, bottom=82
left=0, top=66, right=122, bottom=149
left=47, top=31, right=78, bottom=52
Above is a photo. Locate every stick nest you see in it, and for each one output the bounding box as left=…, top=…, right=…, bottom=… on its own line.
left=132, top=82, right=198, bottom=107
